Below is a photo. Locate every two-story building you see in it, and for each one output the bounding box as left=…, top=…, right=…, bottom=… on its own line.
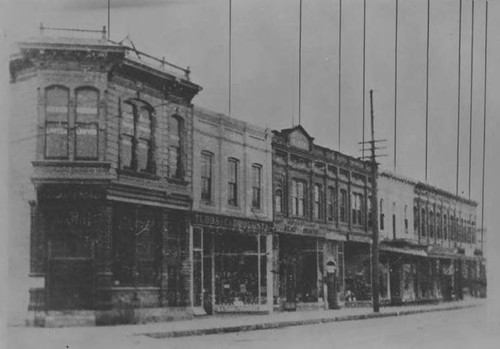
left=9, top=31, right=202, bottom=326
left=378, top=172, right=486, bottom=304
left=271, top=126, right=373, bottom=310
left=190, top=107, right=274, bottom=314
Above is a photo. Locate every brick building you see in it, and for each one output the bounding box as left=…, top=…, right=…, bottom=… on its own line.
left=271, top=126, right=373, bottom=310
left=9, top=32, right=202, bottom=325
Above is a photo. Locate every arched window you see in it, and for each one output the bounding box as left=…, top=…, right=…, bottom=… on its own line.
left=327, top=186, right=336, bottom=222
left=314, top=184, right=323, bottom=220
left=252, top=164, right=262, bottom=209
left=414, top=205, right=419, bottom=234
left=379, top=199, right=385, bottom=231
left=339, top=189, right=347, bottom=223
left=169, top=115, right=184, bottom=178
left=120, top=100, right=155, bottom=173
left=45, top=86, right=69, bottom=158
left=436, top=212, right=441, bottom=239
left=75, top=87, right=99, bottom=160
left=443, top=214, right=448, bottom=241
left=292, top=179, right=306, bottom=217
left=274, top=176, right=284, bottom=214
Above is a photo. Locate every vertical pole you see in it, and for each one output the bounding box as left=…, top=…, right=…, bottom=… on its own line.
left=480, top=1, right=488, bottom=251
left=298, top=0, right=303, bottom=125
left=468, top=1, right=475, bottom=199
left=456, top=0, right=463, bottom=195
left=369, top=89, right=380, bottom=313
left=425, top=0, right=431, bottom=182
left=338, top=0, right=342, bottom=151
left=362, top=0, right=367, bottom=160
left=394, top=0, right=399, bottom=172
left=228, top=0, right=232, bottom=116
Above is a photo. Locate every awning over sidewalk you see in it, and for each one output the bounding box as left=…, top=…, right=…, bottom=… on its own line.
left=380, top=245, right=427, bottom=257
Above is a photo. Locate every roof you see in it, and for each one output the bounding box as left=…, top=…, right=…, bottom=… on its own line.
left=17, top=35, right=125, bottom=52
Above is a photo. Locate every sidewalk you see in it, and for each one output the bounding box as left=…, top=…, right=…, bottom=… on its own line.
left=8, top=298, right=484, bottom=344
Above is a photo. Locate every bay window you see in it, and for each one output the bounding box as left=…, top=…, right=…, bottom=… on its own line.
left=75, top=88, right=98, bottom=160
left=45, top=86, right=69, bottom=159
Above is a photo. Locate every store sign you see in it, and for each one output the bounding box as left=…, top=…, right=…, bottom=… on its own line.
left=274, top=219, right=326, bottom=238
left=192, top=212, right=271, bottom=234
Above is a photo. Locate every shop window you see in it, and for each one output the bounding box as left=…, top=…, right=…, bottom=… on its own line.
left=404, top=205, right=408, bottom=234
left=112, top=204, right=161, bottom=287
left=228, top=158, right=239, bottom=206
left=252, top=164, right=262, bottom=209
left=327, top=186, right=336, bottom=221
left=169, top=115, right=184, bottom=178
left=201, top=151, right=213, bottom=202
left=292, top=179, right=306, bottom=217
left=380, top=199, right=385, bottom=231
left=45, top=86, right=69, bottom=159
left=314, top=184, right=323, bottom=220
left=75, top=87, right=99, bottom=160
left=120, top=100, right=155, bottom=173
left=339, top=189, right=347, bottom=223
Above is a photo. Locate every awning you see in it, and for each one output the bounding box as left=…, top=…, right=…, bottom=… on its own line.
left=380, top=245, right=427, bottom=257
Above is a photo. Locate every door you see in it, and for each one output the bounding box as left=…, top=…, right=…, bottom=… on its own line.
left=46, top=206, right=96, bottom=310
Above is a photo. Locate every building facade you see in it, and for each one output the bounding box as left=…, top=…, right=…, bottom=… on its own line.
left=9, top=33, right=202, bottom=325
left=378, top=172, right=486, bottom=304
left=271, top=126, right=373, bottom=310
left=190, top=107, right=274, bottom=314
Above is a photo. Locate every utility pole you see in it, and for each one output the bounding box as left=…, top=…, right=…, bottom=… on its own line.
left=369, top=89, right=380, bottom=313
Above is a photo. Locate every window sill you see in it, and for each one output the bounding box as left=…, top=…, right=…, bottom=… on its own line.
left=201, top=200, right=215, bottom=206
left=118, top=168, right=159, bottom=180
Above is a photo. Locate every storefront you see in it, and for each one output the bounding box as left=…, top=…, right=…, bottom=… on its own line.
left=190, top=212, right=273, bottom=314
left=274, top=219, right=342, bottom=311
left=344, top=235, right=373, bottom=303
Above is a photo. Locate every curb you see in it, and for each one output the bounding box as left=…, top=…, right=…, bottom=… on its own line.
left=141, top=303, right=481, bottom=339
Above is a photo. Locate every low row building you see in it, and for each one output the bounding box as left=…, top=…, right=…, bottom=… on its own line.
left=8, top=32, right=485, bottom=327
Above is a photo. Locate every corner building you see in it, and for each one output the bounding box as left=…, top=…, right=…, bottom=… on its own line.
left=9, top=34, right=202, bottom=325
left=272, top=126, right=373, bottom=310
left=190, top=107, right=274, bottom=314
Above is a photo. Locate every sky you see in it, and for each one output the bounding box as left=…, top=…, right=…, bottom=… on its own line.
left=3, top=0, right=499, bottom=255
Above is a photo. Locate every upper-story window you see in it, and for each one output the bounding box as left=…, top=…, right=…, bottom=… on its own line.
left=413, top=205, right=419, bottom=234
left=75, top=88, right=99, bottom=160
left=292, top=179, right=306, bottom=217
left=392, top=202, right=396, bottom=238
left=367, top=196, right=373, bottom=228
left=45, top=86, right=69, bottom=159
left=252, top=164, right=262, bottom=209
left=121, top=100, right=155, bottom=173
left=201, top=151, right=213, bottom=202
left=436, top=212, right=442, bottom=239
left=404, top=205, right=408, bottom=234
left=429, top=211, right=434, bottom=238
left=313, top=184, right=323, bottom=220
left=169, top=115, right=184, bottom=178
left=421, top=208, right=426, bottom=237
left=274, top=176, right=284, bottom=214
left=352, top=193, right=363, bottom=226
left=339, top=189, right=348, bottom=223
left=327, top=186, right=336, bottom=222
left=380, top=199, right=385, bottom=231
left=228, top=158, right=239, bottom=206
left=443, top=215, right=448, bottom=240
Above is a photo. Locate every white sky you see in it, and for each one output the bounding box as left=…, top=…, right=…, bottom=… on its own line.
left=3, top=0, right=499, bottom=240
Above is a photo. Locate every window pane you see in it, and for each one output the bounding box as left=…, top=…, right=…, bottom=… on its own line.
left=46, top=87, right=69, bottom=122
left=122, top=103, right=135, bottom=136
left=121, top=135, right=133, bottom=169
left=138, top=139, right=150, bottom=171
left=138, top=108, right=151, bottom=140
left=201, top=153, right=212, bottom=201
left=170, top=146, right=179, bottom=177
left=46, top=123, right=68, bottom=158
left=76, top=124, right=98, bottom=159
